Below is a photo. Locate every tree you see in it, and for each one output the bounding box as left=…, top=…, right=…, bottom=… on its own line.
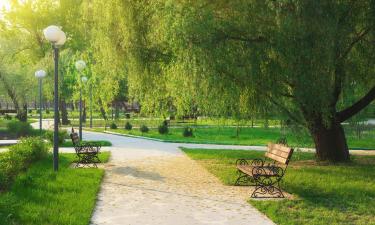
left=154, top=0, right=375, bottom=161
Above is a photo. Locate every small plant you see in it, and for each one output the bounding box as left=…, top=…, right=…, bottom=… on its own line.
left=6, top=121, right=33, bottom=137
left=46, top=109, right=50, bottom=114
left=28, top=109, right=33, bottom=114
left=0, top=137, right=49, bottom=190
left=140, top=125, right=149, bottom=133
left=158, top=121, right=169, bottom=134
left=183, top=127, right=193, bottom=137
left=125, top=122, right=132, bottom=130
left=125, top=113, right=131, bottom=119
left=110, top=122, right=118, bottom=129
left=44, top=130, right=68, bottom=145
left=36, top=109, right=40, bottom=114
left=4, top=114, right=12, bottom=120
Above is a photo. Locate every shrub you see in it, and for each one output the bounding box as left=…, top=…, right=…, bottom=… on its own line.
left=4, top=114, right=12, bottom=120
left=44, top=130, right=68, bottom=145
left=0, top=137, right=49, bottom=190
left=28, top=109, right=33, bottom=114
left=6, top=120, right=34, bottom=137
left=183, top=127, right=193, bottom=137
left=125, top=113, right=131, bottom=119
left=158, top=122, right=168, bottom=135
left=110, top=122, right=117, bottom=129
left=46, top=109, right=50, bottom=114
left=125, top=122, right=132, bottom=130
left=140, top=125, right=149, bottom=133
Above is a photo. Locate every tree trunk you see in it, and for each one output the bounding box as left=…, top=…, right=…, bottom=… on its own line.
left=310, top=121, right=350, bottom=162
left=17, top=103, right=28, bottom=122
left=60, top=98, right=69, bottom=125
left=98, top=98, right=108, bottom=120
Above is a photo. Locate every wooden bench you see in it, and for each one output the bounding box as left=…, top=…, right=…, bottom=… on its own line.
left=235, top=143, right=294, bottom=198
left=70, top=129, right=101, bottom=168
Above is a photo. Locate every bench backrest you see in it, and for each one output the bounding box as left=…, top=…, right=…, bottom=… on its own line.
left=265, top=143, right=293, bottom=165
left=70, top=132, right=80, bottom=146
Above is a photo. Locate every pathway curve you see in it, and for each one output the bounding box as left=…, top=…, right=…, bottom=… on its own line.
left=79, top=131, right=274, bottom=225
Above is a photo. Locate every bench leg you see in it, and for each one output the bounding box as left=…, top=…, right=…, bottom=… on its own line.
left=251, top=178, right=284, bottom=198
left=234, top=170, right=254, bottom=186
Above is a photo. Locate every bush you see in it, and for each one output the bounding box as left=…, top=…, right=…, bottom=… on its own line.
left=4, top=114, right=12, bottom=120
left=158, top=122, right=168, bottom=135
left=46, top=109, right=50, bottom=114
left=183, top=127, right=193, bottom=137
left=44, top=130, right=68, bottom=145
left=110, top=122, right=117, bottom=129
left=28, top=109, right=33, bottom=114
left=0, top=137, right=49, bottom=190
left=125, top=113, right=131, bottom=119
left=140, top=125, right=149, bottom=133
left=124, top=122, right=132, bottom=130
left=6, top=120, right=34, bottom=137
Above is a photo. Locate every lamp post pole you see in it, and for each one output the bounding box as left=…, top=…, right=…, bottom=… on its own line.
left=75, top=60, right=87, bottom=141
left=53, top=46, right=59, bottom=172
left=90, top=84, right=93, bottom=128
left=35, top=70, right=46, bottom=135
left=43, top=25, right=66, bottom=172
left=39, top=78, right=42, bottom=133
left=79, top=84, right=83, bottom=141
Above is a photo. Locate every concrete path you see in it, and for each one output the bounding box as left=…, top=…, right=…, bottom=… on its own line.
left=77, top=131, right=274, bottom=225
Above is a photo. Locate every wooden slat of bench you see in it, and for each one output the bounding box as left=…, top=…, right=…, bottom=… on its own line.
left=237, top=165, right=277, bottom=176
left=268, top=148, right=290, bottom=158
left=267, top=143, right=291, bottom=153
left=237, top=165, right=254, bottom=175
left=265, top=152, right=289, bottom=164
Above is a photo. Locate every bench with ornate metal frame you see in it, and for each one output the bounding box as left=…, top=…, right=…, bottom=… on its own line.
left=70, top=129, right=101, bottom=168
left=235, top=143, right=294, bottom=198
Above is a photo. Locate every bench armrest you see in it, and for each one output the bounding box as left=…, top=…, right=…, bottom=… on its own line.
left=236, top=158, right=264, bottom=167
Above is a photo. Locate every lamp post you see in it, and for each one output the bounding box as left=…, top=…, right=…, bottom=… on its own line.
left=90, top=83, right=93, bottom=128
left=34, top=70, right=46, bottom=134
left=43, top=25, right=66, bottom=172
left=75, top=60, right=87, bottom=141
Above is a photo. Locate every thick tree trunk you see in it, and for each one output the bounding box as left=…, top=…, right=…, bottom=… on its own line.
left=310, top=121, right=350, bottom=162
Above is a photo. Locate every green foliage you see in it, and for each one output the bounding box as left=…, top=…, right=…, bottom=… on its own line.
left=110, top=122, right=117, bottom=129
left=158, top=122, right=169, bottom=135
left=6, top=120, right=34, bottom=137
left=43, top=130, right=68, bottom=145
left=0, top=137, right=49, bottom=190
left=124, top=121, right=132, bottom=130
left=140, top=125, right=149, bottom=133
left=182, top=127, right=193, bottom=137
left=4, top=114, right=12, bottom=120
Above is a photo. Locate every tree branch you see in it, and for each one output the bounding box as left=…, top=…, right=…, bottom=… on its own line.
left=338, top=27, right=371, bottom=60
left=336, top=85, right=375, bottom=122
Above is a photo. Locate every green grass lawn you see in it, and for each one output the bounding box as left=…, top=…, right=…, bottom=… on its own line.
left=94, top=126, right=375, bottom=149
left=61, top=140, right=112, bottom=147
left=182, top=148, right=375, bottom=225
left=0, top=152, right=110, bottom=225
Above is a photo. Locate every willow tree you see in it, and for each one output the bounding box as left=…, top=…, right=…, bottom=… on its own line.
left=166, top=0, right=375, bottom=161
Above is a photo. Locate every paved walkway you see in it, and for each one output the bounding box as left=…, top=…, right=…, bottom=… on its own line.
left=74, top=131, right=274, bottom=225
